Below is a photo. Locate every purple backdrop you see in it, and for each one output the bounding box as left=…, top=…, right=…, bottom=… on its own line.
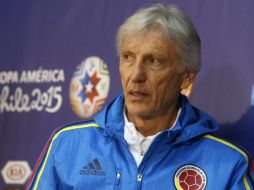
left=0, top=0, right=253, bottom=189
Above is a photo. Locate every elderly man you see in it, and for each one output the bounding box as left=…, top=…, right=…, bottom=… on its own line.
left=26, top=4, right=253, bottom=190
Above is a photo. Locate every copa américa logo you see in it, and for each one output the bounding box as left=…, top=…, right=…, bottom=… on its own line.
left=174, top=165, right=207, bottom=190
left=69, top=56, right=110, bottom=119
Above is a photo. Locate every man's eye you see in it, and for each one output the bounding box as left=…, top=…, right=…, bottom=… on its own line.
left=147, top=57, right=161, bottom=67
left=150, top=57, right=157, bottom=63
left=123, top=54, right=129, bottom=59
left=122, top=54, right=134, bottom=61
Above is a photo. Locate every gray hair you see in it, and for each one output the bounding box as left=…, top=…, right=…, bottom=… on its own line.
left=116, top=4, right=201, bottom=74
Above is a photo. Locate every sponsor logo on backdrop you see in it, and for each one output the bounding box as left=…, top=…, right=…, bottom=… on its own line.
left=1, top=161, right=31, bottom=185
left=0, top=68, right=65, bottom=113
left=70, top=56, right=110, bottom=119
left=174, top=165, right=207, bottom=190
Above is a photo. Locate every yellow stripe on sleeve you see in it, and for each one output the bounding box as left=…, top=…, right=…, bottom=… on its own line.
left=204, top=135, right=248, bottom=160
left=244, top=176, right=251, bottom=190
left=33, top=123, right=99, bottom=190
left=204, top=135, right=251, bottom=190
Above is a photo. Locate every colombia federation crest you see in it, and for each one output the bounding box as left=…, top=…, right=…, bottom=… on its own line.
left=174, top=165, right=207, bottom=190
left=69, top=56, right=110, bottom=119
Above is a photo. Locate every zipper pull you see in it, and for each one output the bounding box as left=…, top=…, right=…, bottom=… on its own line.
left=137, top=174, right=143, bottom=182
left=137, top=174, right=143, bottom=189
left=115, top=172, right=121, bottom=185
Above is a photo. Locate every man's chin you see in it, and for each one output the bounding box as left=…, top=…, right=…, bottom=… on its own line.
left=125, top=105, right=152, bottom=118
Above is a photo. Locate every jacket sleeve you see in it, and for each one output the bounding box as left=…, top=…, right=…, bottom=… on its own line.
left=25, top=132, right=59, bottom=190
left=230, top=155, right=254, bottom=190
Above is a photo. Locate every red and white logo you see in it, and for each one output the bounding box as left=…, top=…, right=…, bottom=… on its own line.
left=69, top=56, right=110, bottom=119
left=174, top=165, right=207, bottom=190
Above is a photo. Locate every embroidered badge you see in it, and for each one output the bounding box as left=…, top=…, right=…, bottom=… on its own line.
left=174, top=165, right=207, bottom=190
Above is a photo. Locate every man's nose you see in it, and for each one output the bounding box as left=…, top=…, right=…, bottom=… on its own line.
left=130, top=58, right=147, bottom=83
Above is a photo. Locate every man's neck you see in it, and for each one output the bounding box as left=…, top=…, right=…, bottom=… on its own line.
left=126, top=106, right=179, bottom=137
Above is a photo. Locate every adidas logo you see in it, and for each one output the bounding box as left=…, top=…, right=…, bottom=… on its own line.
left=80, top=158, right=106, bottom=176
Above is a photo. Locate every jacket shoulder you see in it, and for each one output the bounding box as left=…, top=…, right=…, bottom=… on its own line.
left=203, top=134, right=249, bottom=162
left=52, top=120, right=100, bottom=141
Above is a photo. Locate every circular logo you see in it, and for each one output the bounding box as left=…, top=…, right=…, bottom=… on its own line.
left=174, top=165, right=207, bottom=190
left=69, top=56, right=110, bottom=119
left=1, top=161, right=31, bottom=184
left=6, top=164, right=26, bottom=181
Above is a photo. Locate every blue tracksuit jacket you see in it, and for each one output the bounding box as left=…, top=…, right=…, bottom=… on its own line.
left=26, top=94, right=254, bottom=190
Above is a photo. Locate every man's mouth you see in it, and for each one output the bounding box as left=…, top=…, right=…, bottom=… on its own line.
left=130, top=91, right=146, bottom=96
left=128, top=90, right=149, bottom=98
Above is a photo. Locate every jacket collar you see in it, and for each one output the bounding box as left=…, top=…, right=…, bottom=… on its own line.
left=93, top=93, right=219, bottom=144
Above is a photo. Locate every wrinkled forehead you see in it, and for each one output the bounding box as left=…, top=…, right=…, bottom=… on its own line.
left=120, top=30, right=173, bottom=55
left=119, top=27, right=172, bottom=49
left=119, top=30, right=185, bottom=73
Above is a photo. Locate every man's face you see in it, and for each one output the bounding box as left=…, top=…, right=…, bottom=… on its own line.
left=119, top=30, right=193, bottom=120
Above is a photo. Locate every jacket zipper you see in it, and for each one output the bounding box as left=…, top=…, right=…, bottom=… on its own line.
left=136, top=135, right=166, bottom=190
left=111, top=132, right=144, bottom=190
left=137, top=173, right=143, bottom=190
left=114, top=170, right=121, bottom=190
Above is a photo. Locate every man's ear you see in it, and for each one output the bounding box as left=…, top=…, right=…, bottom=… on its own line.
left=180, top=73, right=195, bottom=96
